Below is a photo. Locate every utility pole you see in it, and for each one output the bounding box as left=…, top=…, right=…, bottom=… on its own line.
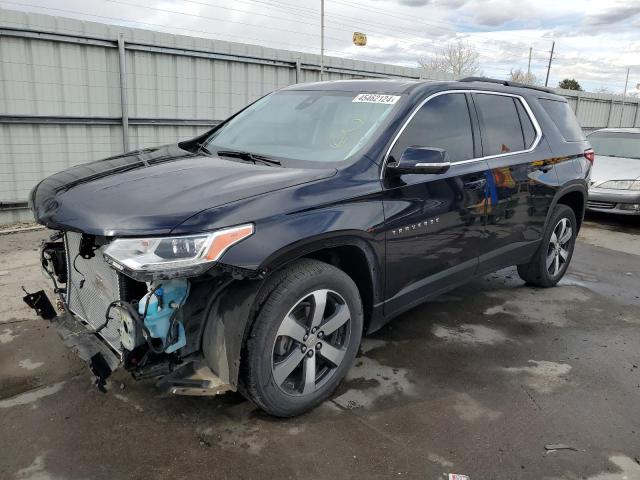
left=527, top=47, right=532, bottom=80
left=619, top=67, right=630, bottom=127
left=320, top=0, right=325, bottom=79
left=545, top=40, right=555, bottom=87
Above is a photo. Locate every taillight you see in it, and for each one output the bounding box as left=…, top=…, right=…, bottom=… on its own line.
left=584, top=148, right=595, bottom=164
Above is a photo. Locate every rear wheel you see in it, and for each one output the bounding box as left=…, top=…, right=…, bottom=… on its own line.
left=517, top=204, right=577, bottom=287
left=242, top=259, right=362, bottom=417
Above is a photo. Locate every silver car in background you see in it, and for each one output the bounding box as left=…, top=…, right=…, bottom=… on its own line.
left=587, top=128, right=640, bottom=215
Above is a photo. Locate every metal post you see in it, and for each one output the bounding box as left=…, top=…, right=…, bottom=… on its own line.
left=295, top=58, right=301, bottom=83
left=574, top=93, right=582, bottom=119
left=320, top=0, right=325, bottom=80
left=117, top=33, right=130, bottom=152
left=606, top=96, right=614, bottom=127
left=545, top=41, right=555, bottom=87
left=619, top=67, right=630, bottom=127
left=527, top=47, right=532, bottom=81
left=634, top=101, right=640, bottom=128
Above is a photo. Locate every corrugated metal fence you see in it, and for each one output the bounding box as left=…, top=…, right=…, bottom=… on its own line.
left=1, top=8, right=640, bottom=224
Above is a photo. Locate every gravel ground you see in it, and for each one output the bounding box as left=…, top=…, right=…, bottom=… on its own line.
left=0, top=212, right=639, bottom=480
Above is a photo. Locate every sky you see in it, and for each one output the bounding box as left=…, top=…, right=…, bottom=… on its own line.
left=2, top=0, right=640, bottom=93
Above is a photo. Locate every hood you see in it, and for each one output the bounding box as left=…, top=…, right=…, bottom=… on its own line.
left=31, top=144, right=336, bottom=236
left=591, top=155, right=640, bottom=186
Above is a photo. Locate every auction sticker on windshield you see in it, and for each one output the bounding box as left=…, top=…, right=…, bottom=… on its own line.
left=352, top=93, right=401, bottom=104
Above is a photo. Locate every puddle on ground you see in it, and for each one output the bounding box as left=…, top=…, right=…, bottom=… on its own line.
left=0, top=327, right=16, bottom=344
left=0, top=382, right=65, bottom=409
left=452, top=393, right=502, bottom=422
left=113, top=393, right=144, bottom=413
left=197, top=404, right=268, bottom=455
left=14, top=454, right=67, bottom=480
left=483, top=286, right=590, bottom=327
left=333, top=356, right=415, bottom=410
left=585, top=455, right=640, bottom=480
left=427, top=452, right=454, bottom=468
left=360, top=338, right=388, bottom=354
left=18, top=359, right=43, bottom=371
left=503, top=360, right=572, bottom=394
left=432, top=323, right=508, bottom=345
left=548, top=455, right=640, bottom=480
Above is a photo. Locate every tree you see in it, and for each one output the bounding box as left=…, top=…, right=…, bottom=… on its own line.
left=419, top=40, right=480, bottom=78
left=558, top=78, right=583, bottom=91
left=509, top=68, right=538, bottom=85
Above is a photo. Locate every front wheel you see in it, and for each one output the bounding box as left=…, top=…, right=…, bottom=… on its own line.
left=241, top=259, right=363, bottom=417
left=517, top=204, right=577, bottom=287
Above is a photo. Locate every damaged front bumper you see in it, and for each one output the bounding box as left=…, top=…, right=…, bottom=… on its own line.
left=27, top=231, right=238, bottom=397
left=48, top=310, right=233, bottom=396
left=52, top=312, right=122, bottom=392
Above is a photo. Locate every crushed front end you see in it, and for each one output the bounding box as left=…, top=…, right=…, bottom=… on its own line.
left=29, top=227, right=253, bottom=395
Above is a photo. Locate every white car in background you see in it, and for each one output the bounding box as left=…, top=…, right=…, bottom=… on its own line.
left=587, top=128, right=640, bottom=215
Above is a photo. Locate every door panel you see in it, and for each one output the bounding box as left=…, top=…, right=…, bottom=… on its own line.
left=383, top=160, right=490, bottom=315
left=381, top=91, right=491, bottom=316
left=471, top=92, right=559, bottom=273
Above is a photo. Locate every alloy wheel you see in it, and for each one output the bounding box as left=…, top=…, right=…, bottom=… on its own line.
left=546, top=217, right=573, bottom=277
left=271, top=289, right=352, bottom=396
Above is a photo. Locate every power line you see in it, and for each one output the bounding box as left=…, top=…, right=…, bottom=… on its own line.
left=2, top=1, right=336, bottom=51
left=116, top=0, right=546, bottom=61
left=103, top=0, right=348, bottom=43
left=3, top=0, right=630, bottom=88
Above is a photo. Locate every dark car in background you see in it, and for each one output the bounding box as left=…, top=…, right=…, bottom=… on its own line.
left=27, top=77, right=591, bottom=417
left=586, top=128, right=640, bottom=215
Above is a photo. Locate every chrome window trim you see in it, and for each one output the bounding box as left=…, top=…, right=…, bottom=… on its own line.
left=380, top=89, right=543, bottom=179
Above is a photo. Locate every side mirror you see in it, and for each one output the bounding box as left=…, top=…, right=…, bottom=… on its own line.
left=387, top=146, right=451, bottom=175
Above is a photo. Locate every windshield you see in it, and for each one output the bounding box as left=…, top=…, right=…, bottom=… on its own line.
left=588, top=131, right=640, bottom=160
left=204, top=90, right=401, bottom=163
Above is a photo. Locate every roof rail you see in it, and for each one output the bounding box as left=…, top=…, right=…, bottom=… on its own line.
left=458, top=76, right=556, bottom=94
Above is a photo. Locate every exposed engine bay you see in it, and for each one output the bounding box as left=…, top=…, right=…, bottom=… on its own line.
left=29, top=230, right=246, bottom=396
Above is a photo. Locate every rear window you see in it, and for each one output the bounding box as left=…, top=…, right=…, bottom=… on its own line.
left=587, top=131, right=640, bottom=159
left=539, top=98, right=585, bottom=142
left=515, top=100, right=537, bottom=148
left=473, top=93, right=525, bottom=156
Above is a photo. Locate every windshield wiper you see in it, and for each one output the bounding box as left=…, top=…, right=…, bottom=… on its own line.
left=216, top=150, right=281, bottom=166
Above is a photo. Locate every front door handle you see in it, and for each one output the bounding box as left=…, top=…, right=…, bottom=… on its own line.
left=464, top=178, right=487, bottom=190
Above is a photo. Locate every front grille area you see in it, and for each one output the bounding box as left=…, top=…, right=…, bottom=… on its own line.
left=65, top=232, right=123, bottom=353
left=587, top=200, right=616, bottom=209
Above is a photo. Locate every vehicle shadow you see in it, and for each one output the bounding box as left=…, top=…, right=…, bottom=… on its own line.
left=584, top=210, right=640, bottom=232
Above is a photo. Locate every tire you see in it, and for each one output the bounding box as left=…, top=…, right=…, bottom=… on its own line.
left=241, top=259, right=363, bottom=417
left=517, top=204, right=577, bottom=287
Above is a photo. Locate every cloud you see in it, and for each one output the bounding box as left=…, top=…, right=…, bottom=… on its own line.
left=584, top=3, right=640, bottom=27
left=397, top=0, right=431, bottom=6
left=7, top=0, right=640, bottom=94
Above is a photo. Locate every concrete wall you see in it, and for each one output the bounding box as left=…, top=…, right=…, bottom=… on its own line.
left=2, top=8, right=639, bottom=224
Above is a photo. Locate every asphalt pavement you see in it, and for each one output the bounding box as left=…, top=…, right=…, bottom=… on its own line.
left=0, top=213, right=639, bottom=480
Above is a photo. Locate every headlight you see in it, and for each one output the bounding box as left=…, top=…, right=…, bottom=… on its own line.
left=596, top=180, right=640, bottom=190
left=104, top=224, right=254, bottom=276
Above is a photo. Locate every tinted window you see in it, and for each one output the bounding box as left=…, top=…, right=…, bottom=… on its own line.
left=539, top=98, right=585, bottom=142
left=473, top=93, right=525, bottom=156
left=515, top=99, right=537, bottom=148
left=390, top=93, right=473, bottom=163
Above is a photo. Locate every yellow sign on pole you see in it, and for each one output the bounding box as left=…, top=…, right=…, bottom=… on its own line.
left=353, top=32, right=367, bottom=46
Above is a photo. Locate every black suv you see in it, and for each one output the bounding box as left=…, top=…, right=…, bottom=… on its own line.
left=28, top=78, right=591, bottom=416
